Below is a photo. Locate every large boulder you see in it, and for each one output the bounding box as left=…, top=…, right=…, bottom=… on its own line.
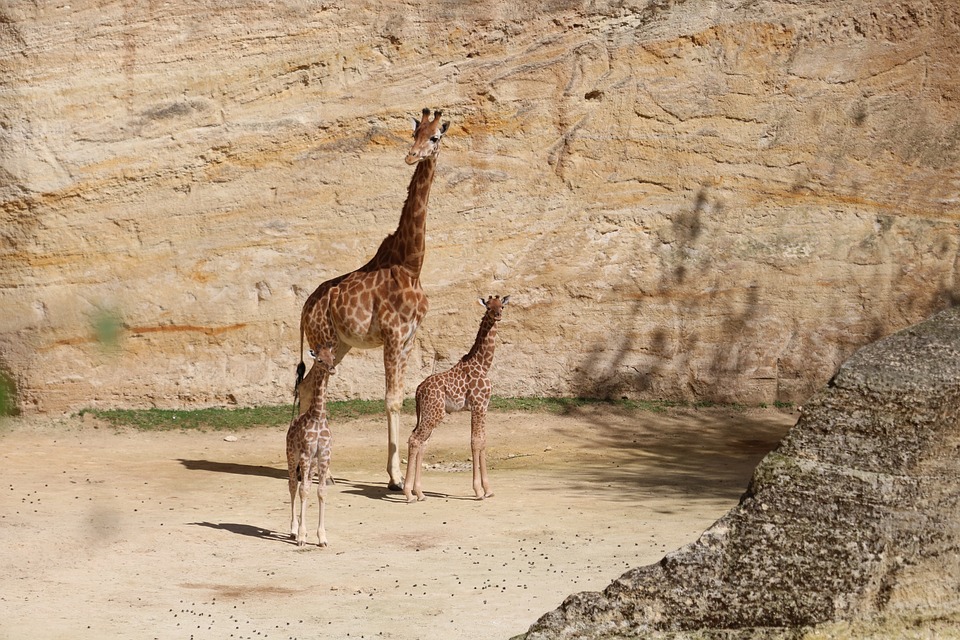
left=524, top=306, right=960, bottom=638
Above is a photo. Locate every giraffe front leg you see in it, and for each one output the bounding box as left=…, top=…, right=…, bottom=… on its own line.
left=479, top=448, right=493, bottom=499
left=297, top=458, right=312, bottom=546
left=385, top=409, right=403, bottom=491
left=289, top=469, right=300, bottom=540
left=470, top=445, right=485, bottom=500
left=383, top=341, right=408, bottom=491
left=297, top=485, right=309, bottom=546
left=316, top=467, right=329, bottom=547
left=471, top=406, right=494, bottom=500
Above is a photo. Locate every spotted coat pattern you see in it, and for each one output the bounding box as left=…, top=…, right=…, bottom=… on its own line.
left=403, top=295, right=510, bottom=502
left=286, top=346, right=336, bottom=547
left=295, top=108, right=450, bottom=491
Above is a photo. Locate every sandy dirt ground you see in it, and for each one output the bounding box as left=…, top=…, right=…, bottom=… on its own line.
left=0, top=405, right=797, bottom=640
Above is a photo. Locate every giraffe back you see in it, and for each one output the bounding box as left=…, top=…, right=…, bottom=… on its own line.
left=418, top=358, right=490, bottom=414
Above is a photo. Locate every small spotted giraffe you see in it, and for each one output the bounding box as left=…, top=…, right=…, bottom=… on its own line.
left=403, top=295, right=510, bottom=503
left=286, top=345, right=337, bottom=547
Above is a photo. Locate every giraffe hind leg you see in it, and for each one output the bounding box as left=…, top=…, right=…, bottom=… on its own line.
left=287, top=427, right=301, bottom=539
left=316, top=463, right=329, bottom=547
left=404, top=405, right=441, bottom=503
left=296, top=457, right=313, bottom=546
left=412, top=433, right=430, bottom=501
left=288, top=461, right=300, bottom=539
left=403, top=432, right=431, bottom=503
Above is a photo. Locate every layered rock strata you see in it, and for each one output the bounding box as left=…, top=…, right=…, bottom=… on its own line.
left=1, top=1, right=959, bottom=412
left=523, top=306, right=960, bottom=639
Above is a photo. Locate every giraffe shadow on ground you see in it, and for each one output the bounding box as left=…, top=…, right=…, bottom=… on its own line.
left=177, top=459, right=287, bottom=479
left=336, top=478, right=474, bottom=502
left=189, top=521, right=296, bottom=545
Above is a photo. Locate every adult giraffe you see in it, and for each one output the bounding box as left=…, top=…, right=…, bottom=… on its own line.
left=295, top=108, right=450, bottom=490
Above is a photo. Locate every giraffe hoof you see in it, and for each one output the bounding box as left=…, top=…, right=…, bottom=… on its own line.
left=387, top=481, right=404, bottom=492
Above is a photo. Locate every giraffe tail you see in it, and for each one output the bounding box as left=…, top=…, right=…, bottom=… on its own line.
left=292, top=361, right=306, bottom=420
left=293, top=309, right=307, bottom=417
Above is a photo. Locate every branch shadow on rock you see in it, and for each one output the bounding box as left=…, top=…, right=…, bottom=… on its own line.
left=565, top=185, right=959, bottom=504
left=574, top=186, right=960, bottom=408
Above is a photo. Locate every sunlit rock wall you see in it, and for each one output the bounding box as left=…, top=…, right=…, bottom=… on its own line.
left=1, top=0, right=958, bottom=412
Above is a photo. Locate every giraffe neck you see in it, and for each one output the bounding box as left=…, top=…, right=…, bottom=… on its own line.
left=463, top=315, right=498, bottom=373
left=371, top=156, right=436, bottom=274
left=305, top=371, right=329, bottom=420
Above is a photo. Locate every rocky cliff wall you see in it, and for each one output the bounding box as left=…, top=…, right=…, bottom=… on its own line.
left=1, top=0, right=958, bottom=412
left=523, top=305, right=960, bottom=639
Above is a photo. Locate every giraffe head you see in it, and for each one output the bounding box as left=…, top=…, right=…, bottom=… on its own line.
left=405, top=108, right=450, bottom=165
left=309, top=344, right=338, bottom=376
left=478, top=295, right=510, bottom=322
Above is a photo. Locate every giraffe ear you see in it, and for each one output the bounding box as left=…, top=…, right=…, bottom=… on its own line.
left=410, top=117, right=420, bottom=135
left=501, top=295, right=510, bottom=306
left=478, top=297, right=487, bottom=308
left=439, top=121, right=450, bottom=136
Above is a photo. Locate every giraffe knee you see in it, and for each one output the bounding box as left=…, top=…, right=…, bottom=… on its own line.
left=408, top=427, right=425, bottom=446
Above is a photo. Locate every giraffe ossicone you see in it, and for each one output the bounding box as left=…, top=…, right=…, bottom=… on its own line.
left=294, top=108, right=450, bottom=491
left=403, top=295, right=510, bottom=503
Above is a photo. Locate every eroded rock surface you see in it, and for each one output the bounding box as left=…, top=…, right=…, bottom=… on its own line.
left=523, top=306, right=960, bottom=639
left=1, top=1, right=959, bottom=412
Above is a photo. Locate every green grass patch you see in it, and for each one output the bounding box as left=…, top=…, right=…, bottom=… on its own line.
left=77, top=396, right=781, bottom=432
left=77, top=406, right=292, bottom=431
left=78, top=399, right=417, bottom=432
left=0, top=371, right=17, bottom=417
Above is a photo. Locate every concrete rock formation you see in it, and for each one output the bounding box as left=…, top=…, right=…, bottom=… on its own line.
left=1, top=1, right=959, bottom=412
left=523, top=305, right=960, bottom=639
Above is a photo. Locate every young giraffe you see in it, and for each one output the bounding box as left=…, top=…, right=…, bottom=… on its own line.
left=403, top=295, right=510, bottom=503
left=295, top=108, right=450, bottom=491
left=286, top=344, right=337, bottom=547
